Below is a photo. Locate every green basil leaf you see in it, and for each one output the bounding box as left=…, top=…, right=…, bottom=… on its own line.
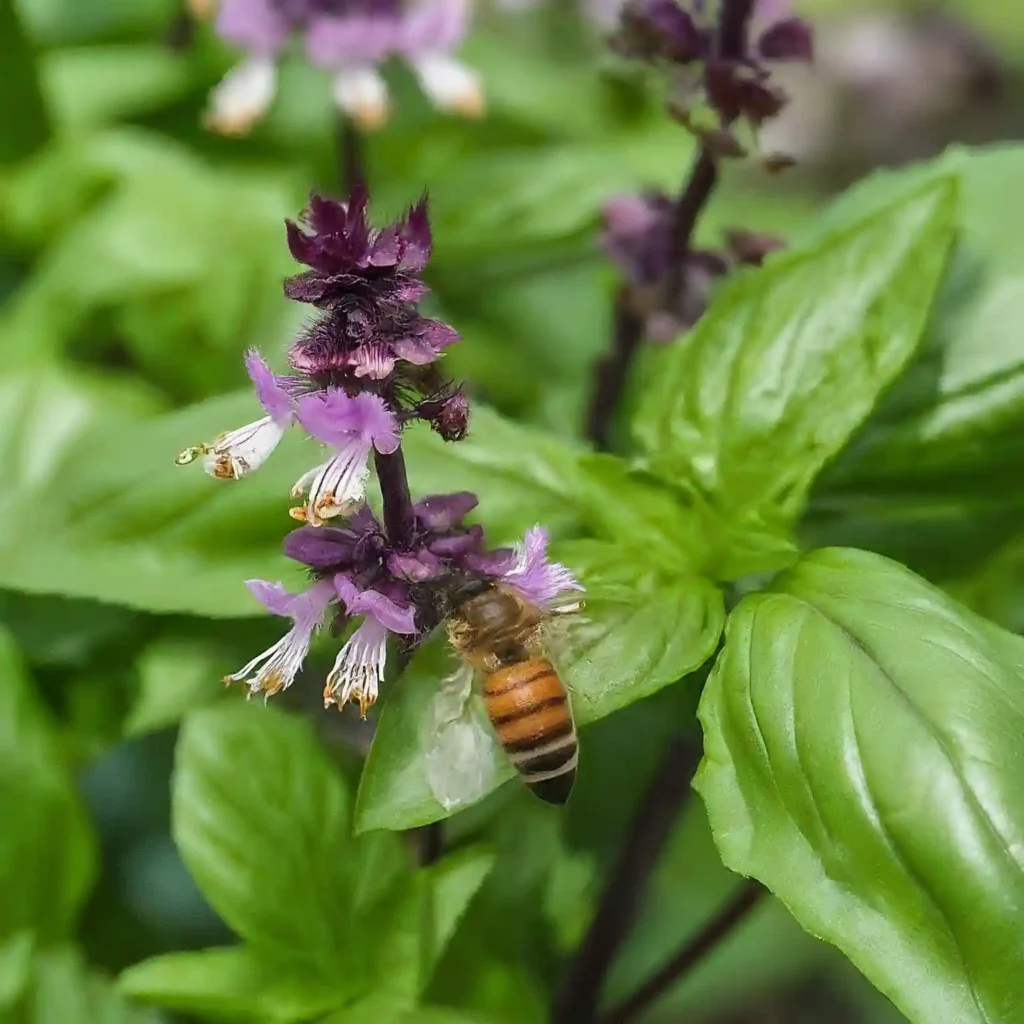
left=355, top=543, right=723, bottom=832
left=124, top=638, right=232, bottom=737
left=402, top=407, right=588, bottom=545
left=0, top=383, right=588, bottom=615
left=425, top=846, right=496, bottom=970
left=633, top=176, right=958, bottom=536
left=811, top=146, right=1024, bottom=506
left=0, top=388, right=301, bottom=616
left=0, top=932, right=34, bottom=1011
left=0, top=628, right=96, bottom=942
left=26, top=947, right=161, bottom=1024
left=172, top=704, right=359, bottom=983
left=697, top=547, right=1024, bottom=1024
left=0, top=0, right=49, bottom=166
left=118, top=947, right=347, bottom=1023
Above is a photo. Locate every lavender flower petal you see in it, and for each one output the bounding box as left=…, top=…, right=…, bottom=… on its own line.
left=397, top=0, right=471, bottom=55
left=245, top=349, right=295, bottom=426
left=387, top=549, right=443, bottom=582
left=414, top=492, right=478, bottom=531
left=296, top=389, right=400, bottom=453
left=335, top=575, right=417, bottom=634
left=216, top=0, right=290, bottom=55
left=501, top=526, right=583, bottom=607
left=284, top=526, right=359, bottom=570
left=304, top=12, right=399, bottom=68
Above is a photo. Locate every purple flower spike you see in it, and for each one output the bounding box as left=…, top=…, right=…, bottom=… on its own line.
left=284, top=191, right=433, bottom=309
left=224, top=578, right=335, bottom=697
left=501, top=526, right=584, bottom=609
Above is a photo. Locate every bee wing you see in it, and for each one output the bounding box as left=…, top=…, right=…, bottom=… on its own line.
left=538, top=605, right=591, bottom=699
left=422, top=661, right=505, bottom=811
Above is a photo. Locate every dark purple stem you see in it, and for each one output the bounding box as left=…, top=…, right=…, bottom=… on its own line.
left=340, top=116, right=366, bottom=196
left=164, top=2, right=194, bottom=49
left=373, top=447, right=417, bottom=550
left=585, top=0, right=755, bottom=448
left=585, top=289, right=645, bottom=451
left=553, top=735, right=703, bottom=1024
left=599, top=880, right=766, bottom=1024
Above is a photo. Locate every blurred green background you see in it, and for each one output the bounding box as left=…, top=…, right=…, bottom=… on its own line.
left=1, top=0, right=1022, bottom=1020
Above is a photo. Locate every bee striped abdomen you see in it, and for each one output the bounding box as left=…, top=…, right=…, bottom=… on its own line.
left=482, top=656, right=577, bottom=805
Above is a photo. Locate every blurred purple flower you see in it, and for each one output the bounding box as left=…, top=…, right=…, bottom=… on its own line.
left=203, top=0, right=485, bottom=135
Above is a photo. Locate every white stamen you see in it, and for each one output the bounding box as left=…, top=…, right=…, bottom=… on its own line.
left=293, top=443, right=370, bottom=526
left=323, top=618, right=388, bottom=717
left=411, top=54, right=484, bottom=117
left=204, top=57, right=278, bottom=137
left=224, top=624, right=311, bottom=697
left=331, top=67, right=389, bottom=130
left=200, top=416, right=284, bottom=480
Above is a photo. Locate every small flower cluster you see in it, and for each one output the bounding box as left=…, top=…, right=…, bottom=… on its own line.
left=199, top=0, right=484, bottom=135
left=600, top=190, right=783, bottom=340
left=612, top=0, right=813, bottom=155
left=593, top=0, right=808, bottom=347
left=178, top=189, right=581, bottom=715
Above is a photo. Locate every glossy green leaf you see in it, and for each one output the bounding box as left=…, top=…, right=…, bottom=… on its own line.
left=0, top=387, right=300, bottom=615
left=697, top=547, right=1024, bottom=1024
left=124, top=638, right=231, bottom=736
left=812, top=146, right=1024, bottom=502
left=425, top=846, right=496, bottom=970
left=0, top=628, right=96, bottom=942
left=118, top=947, right=346, bottom=1022
left=172, top=704, right=358, bottom=981
left=0, top=932, right=34, bottom=1010
left=0, top=385, right=592, bottom=615
left=402, top=408, right=589, bottom=546
left=25, top=947, right=161, bottom=1024
left=355, top=542, right=723, bottom=831
left=606, top=800, right=826, bottom=1018
left=324, top=996, right=496, bottom=1024
left=41, top=45, right=193, bottom=132
left=0, top=0, right=49, bottom=165
left=633, top=176, right=959, bottom=533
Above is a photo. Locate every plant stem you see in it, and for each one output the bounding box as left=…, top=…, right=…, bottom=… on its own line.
left=374, top=447, right=417, bottom=549
left=339, top=116, right=366, bottom=195
left=553, top=734, right=703, bottom=1024
left=584, top=0, right=754, bottom=449
left=600, top=880, right=766, bottom=1024
left=585, top=289, right=645, bottom=450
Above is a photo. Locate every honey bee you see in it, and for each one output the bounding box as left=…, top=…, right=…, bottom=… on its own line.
left=445, top=582, right=578, bottom=805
